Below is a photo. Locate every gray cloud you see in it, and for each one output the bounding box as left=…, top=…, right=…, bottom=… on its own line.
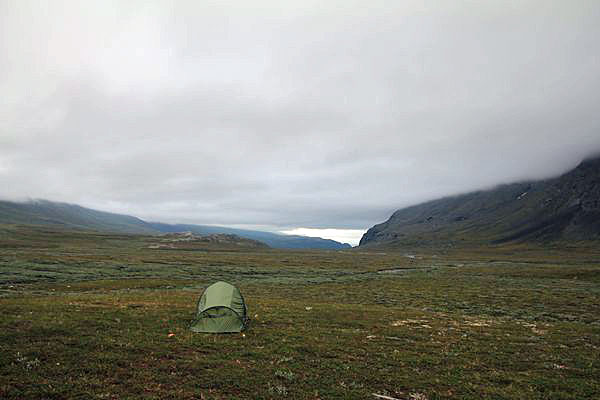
left=1, top=0, right=600, bottom=231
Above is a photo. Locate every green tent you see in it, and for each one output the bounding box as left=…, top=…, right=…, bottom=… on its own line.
left=190, top=281, right=248, bottom=333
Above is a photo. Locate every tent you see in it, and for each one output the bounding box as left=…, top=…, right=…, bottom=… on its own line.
left=190, top=281, right=248, bottom=333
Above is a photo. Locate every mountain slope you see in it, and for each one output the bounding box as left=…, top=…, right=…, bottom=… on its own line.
left=0, top=199, right=157, bottom=234
left=0, top=200, right=351, bottom=249
left=360, top=156, right=600, bottom=247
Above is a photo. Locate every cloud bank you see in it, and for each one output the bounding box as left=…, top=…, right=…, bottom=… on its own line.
left=1, top=0, right=599, bottom=232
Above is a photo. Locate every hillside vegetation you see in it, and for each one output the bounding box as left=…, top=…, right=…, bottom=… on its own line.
left=1, top=225, right=599, bottom=399
left=0, top=199, right=155, bottom=234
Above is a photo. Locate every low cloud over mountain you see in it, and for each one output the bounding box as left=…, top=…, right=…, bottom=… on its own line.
left=2, top=1, right=599, bottom=232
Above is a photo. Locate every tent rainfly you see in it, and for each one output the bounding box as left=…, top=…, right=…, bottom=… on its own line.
left=190, top=281, right=248, bottom=333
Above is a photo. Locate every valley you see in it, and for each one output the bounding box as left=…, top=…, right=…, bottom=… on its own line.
left=1, top=225, right=599, bottom=399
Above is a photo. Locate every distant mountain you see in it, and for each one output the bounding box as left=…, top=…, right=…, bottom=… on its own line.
left=147, top=222, right=351, bottom=249
left=0, top=199, right=156, bottom=234
left=0, top=199, right=351, bottom=249
left=360, top=156, right=600, bottom=248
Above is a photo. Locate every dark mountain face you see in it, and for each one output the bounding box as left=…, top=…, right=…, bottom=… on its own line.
left=360, top=156, right=600, bottom=248
left=0, top=200, right=351, bottom=249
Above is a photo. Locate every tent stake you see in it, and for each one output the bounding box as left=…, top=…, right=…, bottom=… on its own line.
left=372, top=394, right=401, bottom=400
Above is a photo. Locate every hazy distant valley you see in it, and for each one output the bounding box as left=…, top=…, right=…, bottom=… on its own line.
left=0, top=199, right=351, bottom=249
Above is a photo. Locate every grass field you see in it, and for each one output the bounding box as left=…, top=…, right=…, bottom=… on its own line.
left=1, top=225, right=599, bottom=399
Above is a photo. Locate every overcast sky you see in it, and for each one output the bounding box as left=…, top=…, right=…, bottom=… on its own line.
left=1, top=1, right=600, bottom=245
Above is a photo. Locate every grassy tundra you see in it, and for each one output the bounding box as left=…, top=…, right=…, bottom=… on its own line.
left=1, top=225, right=599, bottom=399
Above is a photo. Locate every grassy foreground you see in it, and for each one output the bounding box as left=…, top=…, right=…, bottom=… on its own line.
left=1, top=225, right=599, bottom=399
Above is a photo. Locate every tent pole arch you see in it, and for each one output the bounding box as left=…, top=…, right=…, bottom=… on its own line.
left=197, top=305, right=243, bottom=321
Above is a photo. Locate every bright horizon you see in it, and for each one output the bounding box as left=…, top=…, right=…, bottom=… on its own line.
left=280, top=228, right=366, bottom=247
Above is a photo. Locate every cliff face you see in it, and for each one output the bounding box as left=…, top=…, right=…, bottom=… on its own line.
left=359, top=157, right=600, bottom=247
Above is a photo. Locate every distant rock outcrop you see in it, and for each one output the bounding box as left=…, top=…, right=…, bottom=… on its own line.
left=149, top=232, right=269, bottom=249
left=359, top=156, right=600, bottom=248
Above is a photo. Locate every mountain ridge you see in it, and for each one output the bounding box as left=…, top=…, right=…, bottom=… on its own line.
left=359, top=156, right=600, bottom=248
left=0, top=199, right=351, bottom=249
